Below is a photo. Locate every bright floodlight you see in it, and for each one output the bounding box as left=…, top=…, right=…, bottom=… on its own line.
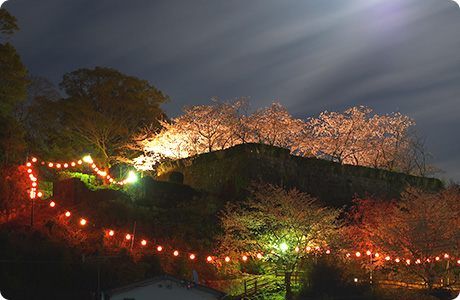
left=280, top=243, right=288, bottom=251
left=83, top=155, right=93, bottom=163
left=127, top=171, right=137, bottom=183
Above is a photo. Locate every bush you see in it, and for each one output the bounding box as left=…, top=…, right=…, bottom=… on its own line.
left=167, top=171, right=184, bottom=184
left=297, top=258, right=369, bottom=299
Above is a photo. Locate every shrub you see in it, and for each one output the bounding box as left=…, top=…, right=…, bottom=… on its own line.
left=167, top=171, right=184, bottom=184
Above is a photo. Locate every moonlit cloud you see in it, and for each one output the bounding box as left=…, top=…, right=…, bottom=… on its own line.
left=5, top=0, right=460, bottom=182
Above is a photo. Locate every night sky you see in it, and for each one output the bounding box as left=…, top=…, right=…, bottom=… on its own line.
left=3, top=0, right=460, bottom=182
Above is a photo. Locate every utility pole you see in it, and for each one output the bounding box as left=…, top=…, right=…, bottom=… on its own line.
left=155, top=222, right=182, bottom=273
left=82, top=251, right=119, bottom=300
left=130, top=221, right=136, bottom=251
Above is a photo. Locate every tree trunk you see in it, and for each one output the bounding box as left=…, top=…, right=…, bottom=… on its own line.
left=426, top=265, right=435, bottom=294
left=285, top=271, right=293, bottom=300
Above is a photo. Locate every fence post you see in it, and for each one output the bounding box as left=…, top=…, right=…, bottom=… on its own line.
left=244, top=280, right=247, bottom=296
left=255, top=279, right=257, bottom=293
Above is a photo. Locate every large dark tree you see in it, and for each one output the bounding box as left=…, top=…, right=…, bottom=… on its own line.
left=15, top=75, right=72, bottom=161
left=0, top=9, right=19, bottom=39
left=58, top=67, right=169, bottom=170
left=0, top=9, right=29, bottom=163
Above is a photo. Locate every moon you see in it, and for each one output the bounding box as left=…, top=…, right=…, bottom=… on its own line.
left=0, top=0, right=8, bottom=9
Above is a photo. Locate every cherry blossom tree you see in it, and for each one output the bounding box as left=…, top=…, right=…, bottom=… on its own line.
left=179, top=98, right=236, bottom=152
left=346, top=186, right=460, bottom=292
left=219, top=183, right=342, bottom=300
left=250, top=103, right=308, bottom=150
left=131, top=100, right=307, bottom=171
left=305, top=106, right=378, bottom=165
left=303, top=106, right=432, bottom=176
left=131, top=102, right=435, bottom=177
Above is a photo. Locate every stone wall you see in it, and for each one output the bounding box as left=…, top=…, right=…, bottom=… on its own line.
left=156, top=143, right=443, bottom=208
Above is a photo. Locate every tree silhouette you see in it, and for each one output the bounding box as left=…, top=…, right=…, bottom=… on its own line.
left=58, top=67, right=168, bottom=170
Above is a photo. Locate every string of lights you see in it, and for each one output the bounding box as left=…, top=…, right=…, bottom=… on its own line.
left=26, top=154, right=138, bottom=203
left=24, top=156, right=460, bottom=267
left=43, top=197, right=460, bottom=266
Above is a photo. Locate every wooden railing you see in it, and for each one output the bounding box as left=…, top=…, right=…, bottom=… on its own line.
left=241, top=276, right=277, bottom=297
left=239, top=270, right=304, bottom=298
left=274, top=270, right=304, bottom=285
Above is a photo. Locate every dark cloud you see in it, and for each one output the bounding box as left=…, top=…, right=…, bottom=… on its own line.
left=5, top=0, right=460, bottom=182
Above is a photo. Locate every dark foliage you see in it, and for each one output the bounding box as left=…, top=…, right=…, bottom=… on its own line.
left=167, top=171, right=184, bottom=184
left=298, top=258, right=370, bottom=299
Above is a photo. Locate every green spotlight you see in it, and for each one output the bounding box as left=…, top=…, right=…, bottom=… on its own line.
left=280, top=243, right=288, bottom=251
left=127, top=171, right=137, bottom=183
left=82, top=155, right=93, bottom=163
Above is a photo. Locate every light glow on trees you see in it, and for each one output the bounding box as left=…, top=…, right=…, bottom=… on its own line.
left=132, top=103, right=427, bottom=176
